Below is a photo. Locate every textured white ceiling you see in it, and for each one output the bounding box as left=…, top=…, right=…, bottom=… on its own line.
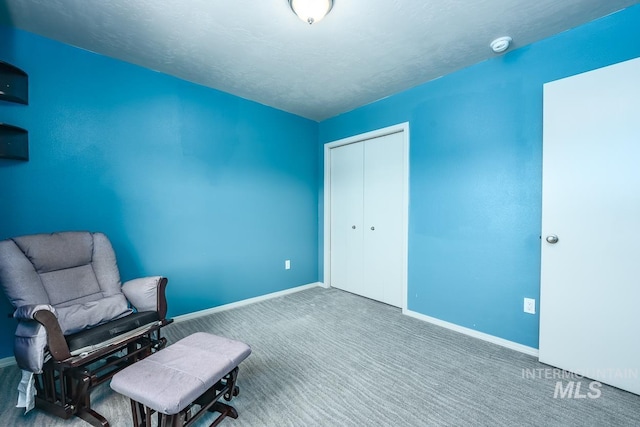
left=1, top=0, right=638, bottom=121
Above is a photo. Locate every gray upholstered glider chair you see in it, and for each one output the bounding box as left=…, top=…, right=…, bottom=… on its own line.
left=0, top=231, right=171, bottom=427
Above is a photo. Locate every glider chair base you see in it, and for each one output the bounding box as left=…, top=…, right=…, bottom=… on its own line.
left=33, top=323, right=170, bottom=427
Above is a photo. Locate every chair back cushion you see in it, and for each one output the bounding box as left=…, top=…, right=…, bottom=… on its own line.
left=0, top=231, right=132, bottom=334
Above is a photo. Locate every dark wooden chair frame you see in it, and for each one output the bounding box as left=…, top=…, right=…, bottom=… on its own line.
left=29, top=278, right=171, bottom=427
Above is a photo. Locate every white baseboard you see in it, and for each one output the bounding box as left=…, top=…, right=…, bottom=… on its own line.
left=403, top=309, right=539, bottom=357
left=173, top=282, right=323, bottom=323
left=0, top=356, right=16, bottom=368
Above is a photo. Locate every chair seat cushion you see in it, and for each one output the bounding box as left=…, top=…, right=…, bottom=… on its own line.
left=65, top=311, right=159, bottom=354
left=56, top=293, right=132, bottom=335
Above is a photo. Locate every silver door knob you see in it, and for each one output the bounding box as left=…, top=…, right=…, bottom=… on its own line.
left=352, top=225, right=356, bottom=229
left=546, top=235, right=559, bottom=244
left=370, top=226, right=375, bottom=231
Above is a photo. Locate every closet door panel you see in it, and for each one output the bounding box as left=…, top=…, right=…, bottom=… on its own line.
left=363, top=132, right=405, bottom=307
left=330, top=142, right=365, bottom=296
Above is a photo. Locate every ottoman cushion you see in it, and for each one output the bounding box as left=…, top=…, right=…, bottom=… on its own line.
left=110, top=332, right=251, bottom=415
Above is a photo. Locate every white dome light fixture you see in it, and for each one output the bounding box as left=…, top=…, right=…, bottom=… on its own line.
left=490, top=36, right=512, bottom=54
left=289, top=0, right=334, bottom=25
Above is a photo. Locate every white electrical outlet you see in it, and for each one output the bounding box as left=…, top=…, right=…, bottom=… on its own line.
left=285, top=259, right=291, bottom=270
left=524, top=298, right=536, bottom=314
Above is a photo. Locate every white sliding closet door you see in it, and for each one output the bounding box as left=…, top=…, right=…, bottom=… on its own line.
left=539, top=57, right=640, bottom=395
left=329, top=129, right=406, bottom=307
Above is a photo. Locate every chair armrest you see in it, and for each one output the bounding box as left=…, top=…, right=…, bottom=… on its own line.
left=32, top=309, right=72, bottom=361
left=122, top=276, right=168, bottom=320
left=13, top=304, right=56, bottom=321
left=12, top=305, right=71, bottom=368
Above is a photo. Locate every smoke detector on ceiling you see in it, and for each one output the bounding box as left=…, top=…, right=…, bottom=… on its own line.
left=490, top=36, right=512, bottom=54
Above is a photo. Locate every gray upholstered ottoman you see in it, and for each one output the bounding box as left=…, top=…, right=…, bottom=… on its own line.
left=110, top=332, right=251, bottom=427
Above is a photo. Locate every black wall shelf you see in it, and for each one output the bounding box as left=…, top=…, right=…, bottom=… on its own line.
left=0, top=60, right=28, bottom=105
left=0, top=123, right=28, bottom=160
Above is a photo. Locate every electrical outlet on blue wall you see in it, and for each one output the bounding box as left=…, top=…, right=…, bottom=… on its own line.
left=524, top=298, right=536, bottom=315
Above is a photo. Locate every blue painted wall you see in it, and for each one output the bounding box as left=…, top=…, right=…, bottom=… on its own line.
left=0, top=26, right=319, bottom=358
left=318, top=5, right=640, bottom=349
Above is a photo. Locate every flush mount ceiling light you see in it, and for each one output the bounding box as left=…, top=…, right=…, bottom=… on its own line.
left=490, top=36, right=512, bottom=54
left=289, top=0, right=334, bottom=25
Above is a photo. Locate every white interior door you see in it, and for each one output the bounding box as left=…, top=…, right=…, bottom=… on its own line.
left=363, top=132, right=405, bottom=307
left=330, top=142, right=365, bottom=296
left=539, top=57, right=640, bottom=395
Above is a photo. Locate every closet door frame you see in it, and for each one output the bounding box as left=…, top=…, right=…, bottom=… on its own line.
left=323, top=122, right=410, bottom=311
